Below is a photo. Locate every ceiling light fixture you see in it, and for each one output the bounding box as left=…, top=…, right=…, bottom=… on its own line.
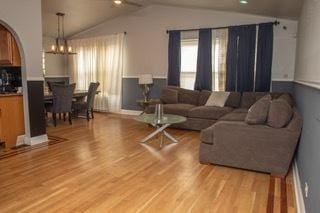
left=114, top=0, right=122, bottom=4
left=239, top=0, right=248, bottom=4
left=46, top=13, right=76, bottom=55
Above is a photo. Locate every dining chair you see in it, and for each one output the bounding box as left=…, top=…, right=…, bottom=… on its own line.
left=45, top=83, right=76, bottom=126
left=72, top=82, right=100, bottom=121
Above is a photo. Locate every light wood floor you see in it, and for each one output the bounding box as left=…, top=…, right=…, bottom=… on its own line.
left=0, top=113, right=296, bottom=213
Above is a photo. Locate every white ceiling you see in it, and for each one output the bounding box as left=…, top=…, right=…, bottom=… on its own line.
left=42, top=0, right=303, bottom=37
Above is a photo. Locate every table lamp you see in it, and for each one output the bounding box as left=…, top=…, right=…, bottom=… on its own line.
left=139, top=74, right=153, bottom=101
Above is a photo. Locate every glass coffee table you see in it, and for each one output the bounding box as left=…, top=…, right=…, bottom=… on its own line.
left=135, top=114, right=187, bottom=148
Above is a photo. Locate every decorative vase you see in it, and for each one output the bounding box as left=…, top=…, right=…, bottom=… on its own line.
left=154, top=104, right=164, bottom=122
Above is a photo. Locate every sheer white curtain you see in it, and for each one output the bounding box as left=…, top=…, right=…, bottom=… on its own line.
left=68, top=33, right=125, bottom=112
left=212, top=29, right=228, bottom=91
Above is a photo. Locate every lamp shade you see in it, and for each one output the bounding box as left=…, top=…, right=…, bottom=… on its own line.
left=138, top=74, right=153, bottom=84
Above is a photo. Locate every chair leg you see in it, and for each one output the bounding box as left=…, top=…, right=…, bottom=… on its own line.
left=86, top=110, right=90, bottom=121
left=91, top=108, right=94, bottom=119
left=53, top=113, right=57, bottom=127
left=63, top=113, right=66, bottom=122
left=68, top=112, right=72, bottom=125
left=59, top=113, right=62, bottom=120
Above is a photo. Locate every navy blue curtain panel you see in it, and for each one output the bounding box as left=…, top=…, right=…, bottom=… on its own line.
left=237, top=25, right=256, bottom=92
left=195, top=29, right=212, bottom=90
left=226, top=27, right=239, bottom=91
left=226, top=25, right=256, bottom=92
left=255, top=23, right=274, bottom=92
left=167, top=30, right=181, bottom=86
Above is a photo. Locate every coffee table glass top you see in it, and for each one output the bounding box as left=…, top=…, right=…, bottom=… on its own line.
left=135, top=114, right=187, bottom=125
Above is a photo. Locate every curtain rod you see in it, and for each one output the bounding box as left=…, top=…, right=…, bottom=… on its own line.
left=166, top=20, right=280, bottom=34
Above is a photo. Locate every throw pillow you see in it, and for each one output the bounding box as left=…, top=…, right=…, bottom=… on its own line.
left=205, top=92, right=230, bottom=107
left=160, top=88, right=178, bottom=104
left=267, top=99, right=293, bottom=128
left=278, top=93, right=294, bottom=107
left=245, top=95, right=271, bottom=124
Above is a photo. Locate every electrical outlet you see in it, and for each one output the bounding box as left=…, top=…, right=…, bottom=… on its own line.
left=304, top=182, right=309, bottom=198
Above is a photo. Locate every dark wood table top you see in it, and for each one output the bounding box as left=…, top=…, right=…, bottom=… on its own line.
left=44, top=90, right=99, bottom=100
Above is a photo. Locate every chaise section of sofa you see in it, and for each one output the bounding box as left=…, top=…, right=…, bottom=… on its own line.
left=199, top=108, right=302, bottom=176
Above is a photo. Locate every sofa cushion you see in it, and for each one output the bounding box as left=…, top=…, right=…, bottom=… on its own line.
left=189, top=106, right=233, bottom=120
left=163, top=104, right=196, bottom=117
left=240, top=92, right=268, bottom=109
left=220, top=112, right=247, bottom=121
left=205, top=92, right=230, bottom=107
left=225, top=92, right=241, bottom=108
left=245, top=95, right=271, bottom=124
left=177, top=88, right=200, bottom=106
left=233, top=108, right=248, bottom=113
left=198, top=90, right=212, bottom=106
left=267, top=99, right=293, bottom=128
left=160, top=88, right=178, bottom=104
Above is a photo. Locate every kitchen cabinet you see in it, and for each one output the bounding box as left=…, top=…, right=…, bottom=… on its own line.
left=0, top=94, right=25, bottom=148
left=0, top=25, right=21, bottom=66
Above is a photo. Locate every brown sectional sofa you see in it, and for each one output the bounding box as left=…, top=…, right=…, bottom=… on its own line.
left=146, top=86, right=303, bottom=176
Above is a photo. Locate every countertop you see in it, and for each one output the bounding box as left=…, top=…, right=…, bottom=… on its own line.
left=0, top=92, right=23, bottom=97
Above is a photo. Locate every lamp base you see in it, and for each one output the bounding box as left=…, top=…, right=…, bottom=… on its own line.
left=141, top=84, right=152, bottom=102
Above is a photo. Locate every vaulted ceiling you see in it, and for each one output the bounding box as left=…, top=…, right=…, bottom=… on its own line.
left=42, top=0, right=303, bottom=37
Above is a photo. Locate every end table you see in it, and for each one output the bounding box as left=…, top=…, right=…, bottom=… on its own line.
left=136, top=99, right=161, bottom=114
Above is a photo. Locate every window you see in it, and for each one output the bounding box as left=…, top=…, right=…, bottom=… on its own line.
left=180, top=39, right=198, bottom=90
left=180, top=29, right=228, bottom=91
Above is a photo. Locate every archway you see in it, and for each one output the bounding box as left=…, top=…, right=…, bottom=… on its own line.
left=0, top=20, right=31, bottom=147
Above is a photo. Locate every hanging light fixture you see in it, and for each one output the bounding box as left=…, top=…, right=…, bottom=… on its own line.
left=46, top=13, right=76, bottom=55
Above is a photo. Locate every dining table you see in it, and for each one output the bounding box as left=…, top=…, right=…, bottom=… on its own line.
left=43, top=90, right=100, bottom=101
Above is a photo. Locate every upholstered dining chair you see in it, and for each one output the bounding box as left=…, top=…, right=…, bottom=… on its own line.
left=72, top=82, right=100, bottom=121
left=45, top=83, right=76, bottom=126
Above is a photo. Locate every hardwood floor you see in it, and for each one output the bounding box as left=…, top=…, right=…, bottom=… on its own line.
left=0, top=113, right=296, bottom=212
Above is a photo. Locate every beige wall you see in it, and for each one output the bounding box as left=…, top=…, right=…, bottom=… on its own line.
left=0, top=0, right=43, bottom=79
left=43, top=36, right=68, bottom=77
left=71, top=5, right=298, bottom=81
left=295, top=0, right=320, bottom=84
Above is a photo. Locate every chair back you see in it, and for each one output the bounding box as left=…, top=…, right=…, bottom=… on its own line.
left=51, top=83, right=76, bottom=113
left=86, top=82, right=100, bottom=109
left=47, top=81, right=67, bottom=92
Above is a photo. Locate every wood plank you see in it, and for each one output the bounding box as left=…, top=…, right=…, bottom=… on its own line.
left=0, top=113, right=296, bottom=212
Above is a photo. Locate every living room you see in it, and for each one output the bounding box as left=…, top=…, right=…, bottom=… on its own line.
left=0, top=0, right=319, bottom=212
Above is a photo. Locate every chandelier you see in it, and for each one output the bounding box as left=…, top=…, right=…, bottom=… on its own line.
left=46, top=13, right=76, bottom=55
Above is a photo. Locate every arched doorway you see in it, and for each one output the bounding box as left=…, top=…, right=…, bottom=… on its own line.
left=0, top=21, right=28, bottom=149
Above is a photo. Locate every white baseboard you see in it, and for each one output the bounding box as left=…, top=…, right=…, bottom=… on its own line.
left=24, top=134, right=49, bottom=146
left=272, top=78, right=294, bottom=82
left=292, top=160, right=306, bottom=213
left=120, top=109, right=142, bottom=115
left=16, top=135, right=26, bottom=146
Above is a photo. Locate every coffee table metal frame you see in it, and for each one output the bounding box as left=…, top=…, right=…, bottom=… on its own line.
left=134, top=114, right=187, bottom=148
